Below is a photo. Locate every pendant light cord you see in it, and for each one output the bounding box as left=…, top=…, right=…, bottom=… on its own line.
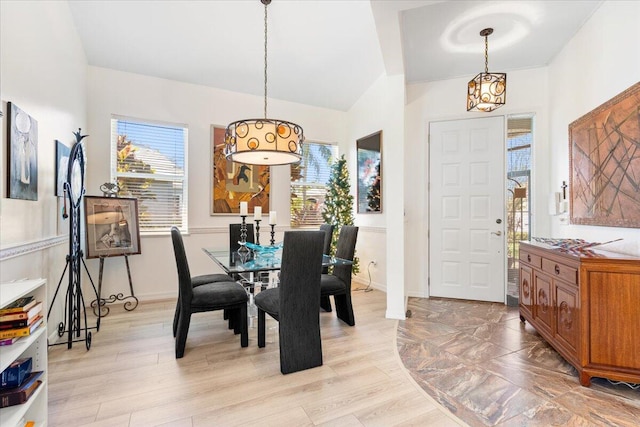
left=484, top=33, right=489, bottom=73
left=263, top=0, right=268, bottom=119
left=479, top=27, right=493, bottom=74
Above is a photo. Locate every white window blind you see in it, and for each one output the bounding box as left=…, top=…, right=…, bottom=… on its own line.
left=290, top=142, right=338, bottom=227
left=111, top=116, right=188, bottom=233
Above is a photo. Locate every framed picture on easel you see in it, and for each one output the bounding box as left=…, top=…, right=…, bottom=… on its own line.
left=84, top=196, right=141, bottom=259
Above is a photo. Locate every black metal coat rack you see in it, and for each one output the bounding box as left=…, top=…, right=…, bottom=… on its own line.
left=48, top=130, right=100, bottom=349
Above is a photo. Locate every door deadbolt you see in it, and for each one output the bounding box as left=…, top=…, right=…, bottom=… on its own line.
left=496, top=219, right=502, bottom=224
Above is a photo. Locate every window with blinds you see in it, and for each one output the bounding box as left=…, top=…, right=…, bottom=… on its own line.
left=111, top=116, right=188, bottom=233
left=290, top=142, right=338, bottom=227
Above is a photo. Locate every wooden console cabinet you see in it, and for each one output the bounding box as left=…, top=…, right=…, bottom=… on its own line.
left=519, top=241, right=640, bottom=387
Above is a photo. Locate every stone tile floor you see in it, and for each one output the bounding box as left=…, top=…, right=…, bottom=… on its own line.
left=397, top=297, right=640, bottom=426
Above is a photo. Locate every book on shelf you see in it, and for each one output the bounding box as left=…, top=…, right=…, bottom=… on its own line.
left=0, top=302, right=43, bottom=323
left=0, top=316, right=43, bottom=340
left=0, top=371, right=43, bottom=408
left=0, top=319, right=29, bottom=330
left=1, top=358, right=32, bottom=389
left=0, top=336, right=21, bottom=346
left=0, top=305, right=43, bottom=330
left=0, top=296, right=36, bottom=315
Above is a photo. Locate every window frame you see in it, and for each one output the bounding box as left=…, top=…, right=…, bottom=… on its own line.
left=110, top=115, right=189, bottom=235
left=290, top=141, right=338, bottom=228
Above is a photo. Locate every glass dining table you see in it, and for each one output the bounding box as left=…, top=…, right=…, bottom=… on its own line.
left=202, top=245, right=352, bottom=326
left=202, top=246, right=353, bottom=277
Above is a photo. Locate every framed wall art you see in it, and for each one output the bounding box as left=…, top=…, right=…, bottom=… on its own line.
left=210, top=125, right=270, bottom=215
left=356, top=131, right=382, bottom=213
left=55, top=139, right=71, bottom=197
left=569, top=81, right=640, bottom=228
left=84, top=196, right=141, bottom=259
left=7, top=102, right=38, bottom=200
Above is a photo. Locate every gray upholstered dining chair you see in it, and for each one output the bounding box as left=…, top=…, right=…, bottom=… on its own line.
left=171, top=227, right=248, bottom=358
left=254, top=230, right=325, bottom=374
left=172, top=226, right=238, bottom=338
left=319, top=224, right=334, bottom=272
left=320, top=225, right=358, bottom=326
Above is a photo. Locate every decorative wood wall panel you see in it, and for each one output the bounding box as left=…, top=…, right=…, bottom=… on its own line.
left=569, top=82, right=640, bottom=228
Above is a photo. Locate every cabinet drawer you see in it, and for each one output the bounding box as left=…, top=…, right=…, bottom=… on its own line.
left=520, top=249, right=542, bottom=268
left=542, top=258, right=577, bottom=284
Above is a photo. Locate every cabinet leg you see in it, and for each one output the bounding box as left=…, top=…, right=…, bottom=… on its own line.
left=579, top=371, right=591, bottom=387
left=519, top=314, right=526, bottom=323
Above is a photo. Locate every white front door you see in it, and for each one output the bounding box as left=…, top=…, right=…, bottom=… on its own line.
left=429, top=117, right=505, bottom=302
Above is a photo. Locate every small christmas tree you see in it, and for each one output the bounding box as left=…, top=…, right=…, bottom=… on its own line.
left=322, top=155, right=359, bottom=274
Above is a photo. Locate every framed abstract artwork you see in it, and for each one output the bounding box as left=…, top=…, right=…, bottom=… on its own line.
left=84, top=196, right=141, bottom=259
left=356, top=131, right=382, bottom=213
left=7, top=102, right=38, bottom=200
left=210, top=125, right=270, bottom=215
left=569, top=81, right=640, bottom=228
left=55, top=140, right=71, bottom=197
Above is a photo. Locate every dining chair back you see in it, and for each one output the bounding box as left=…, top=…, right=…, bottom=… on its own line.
left=320, top=225, right=358, bottom=325
left=171, top=226, right=248, bottom=358
left=254, top=230, right=325, bottom=374
left=319, top=223, right=334, bottom=274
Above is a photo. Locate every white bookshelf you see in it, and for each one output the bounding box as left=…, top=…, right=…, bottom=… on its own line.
left=0, top=278, right=47, bottom=427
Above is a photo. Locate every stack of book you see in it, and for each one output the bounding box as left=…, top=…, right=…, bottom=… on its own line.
left=0, top=296, right=43, bottom=345
left=0, top=358, right=43, bottom=408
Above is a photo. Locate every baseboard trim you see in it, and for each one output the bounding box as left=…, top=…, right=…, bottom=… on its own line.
left=405, top=290, right=429, bottom=298
left=385, top=308, right=406, bottom=320
left=352, top=276, right=385, bottom=292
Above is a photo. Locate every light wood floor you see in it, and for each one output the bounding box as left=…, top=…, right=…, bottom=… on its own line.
left=48, top=290, right=465, bottom=426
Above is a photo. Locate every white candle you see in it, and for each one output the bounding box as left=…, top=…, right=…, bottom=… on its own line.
left=269, top=211, right=277, bottom=225
left=239, top=201, right=248, bottom=216
left=254, top=206, right=262, bottom=220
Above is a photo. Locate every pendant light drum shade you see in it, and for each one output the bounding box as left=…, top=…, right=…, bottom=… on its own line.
left=225, top=118, right=303, bottom=166
left=224, top=0, right=304, bottom=165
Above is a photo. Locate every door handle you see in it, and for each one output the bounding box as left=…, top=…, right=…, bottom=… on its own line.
left=491, top=231, right=502, bottom=236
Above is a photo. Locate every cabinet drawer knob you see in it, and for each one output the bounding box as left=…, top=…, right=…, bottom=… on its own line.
left=555, top=264, right=561, bottom=274
left=527, top=254, right=531, bottom=262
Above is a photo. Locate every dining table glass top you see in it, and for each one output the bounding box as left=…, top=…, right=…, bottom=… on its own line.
left=202, top=246, right=352, bottom=275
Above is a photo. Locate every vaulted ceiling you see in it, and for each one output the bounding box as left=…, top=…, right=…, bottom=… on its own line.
left=68, top=0, right=602, bottom=111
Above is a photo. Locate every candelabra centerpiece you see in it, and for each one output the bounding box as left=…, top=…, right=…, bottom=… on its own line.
left=254, top=206, right=262, bottom=245
left=269, top=210, right=277, bottom=246
left=237, top=202, right=250, bottom=260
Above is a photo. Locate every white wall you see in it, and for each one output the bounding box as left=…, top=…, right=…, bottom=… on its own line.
left=3, top=0, right=636, bottom=327
left=0, top=1, right=87, bottom=330
left=405, top=67, right=551, bottom=298
left=547, top=0, right=640, bottom=256
left=86, top=66, right=347, bottom=300
left=403, top=0, right=640, bottom=300
left=347, top=74, right=405, bottom=319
